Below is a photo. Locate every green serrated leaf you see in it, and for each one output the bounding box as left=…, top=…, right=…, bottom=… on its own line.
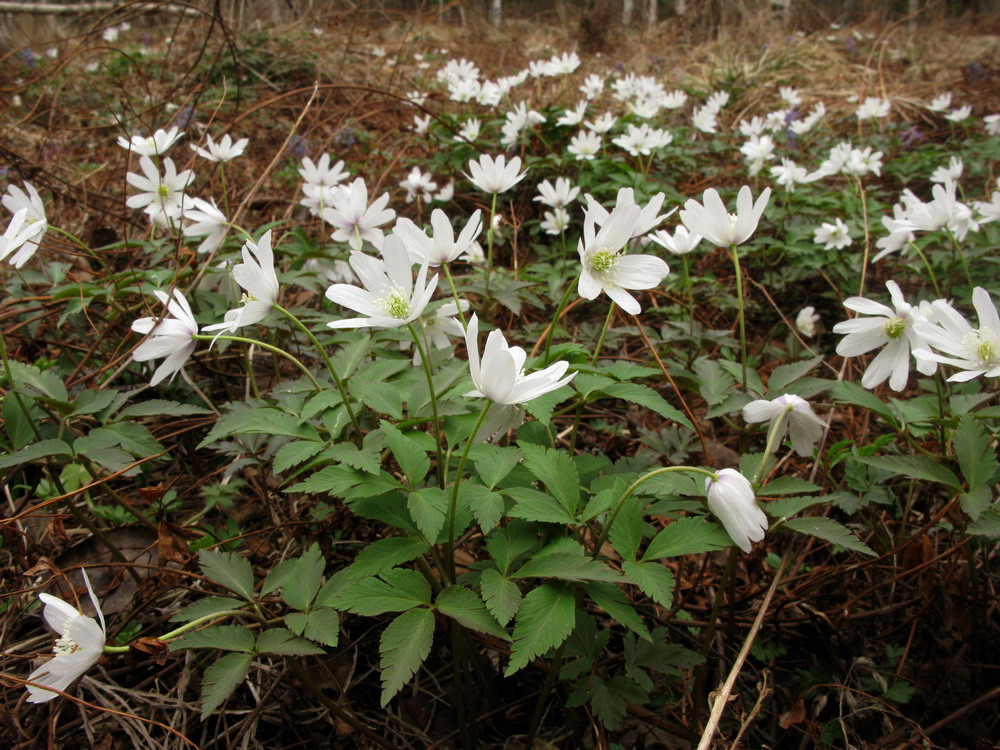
left=485, top=522, right=538, bottom=576
left=968, top=504, right=1000, bottom=536
left=457, top=482, right=504, bottom=531
left=327, top=442, right=381, bottom=474
left=408, top=488, right=448, bottom=541
left=584, top=582, right=651, bottom=641
left=285, top=465, right=402, bottom=496
left=70, top=389, right=118, bottom=416
left=693, top=358, right=734, bottom=406
left=607, top=493, right=643, bottom=563
left=199, top=652, right=252, bottom=719
left=759, top=476, right=822, bottom=496
left=379, top=607, right=435, bottom=706
left=435, top=586, right=511, bottom=640
left=282, top=543, right=325, bottom=611
left=273, top=441, right=326, bottom=475
left=518, top=442, right=579, bottom=514
left=198, top=407, right=319, bottom=449
left=622, top=560, right=674, bottom=609
left=261, top=558, right=298, bottom=596
left=765, top=495, right=827, bottom=519
left=954, top=414, right=997, bottom=491
left=169, top=625, right=255, bottom=653
left=767, top=357, right=823, bottom=394
left=255, top=628, right=325, bottom=655
left=117, top=399, right=211, bottom=418
left=514, top=551, right=623, bottom=583
left=480, top=569, right=521, bottom=626
left=856, top=455, right=961, bottom=491
left=600, top=382, right=693, bottom=429
left=505, top=582, right=576, bottom=676
left=286, top=608, right=340, bottom=646
left=471, top=444, right=523, bottom=489
left=784, top=516, right=876, bottom=556
left=346, top=537, right=430, bottom=579
left=0, top=439, right=73, bottom=469
left=830, top=381, right=899, bottom=429
left=642, top=518, right=731, bottom=561
left=717, top=360, right=764, bottom=397
left=505, top=487, right=577, bottom=524
left=352, top=379, right=404, bottom=420
left=330, top=569, right=431, bottom=615
left=200, top=549, right=255, bottom=601
left=381, top=421, right=430, bottom=486
left=959, top=485, right=993, bottom=521
left=169, top=597, right=242, bottom=623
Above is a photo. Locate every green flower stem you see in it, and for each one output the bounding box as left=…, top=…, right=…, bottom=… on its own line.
left=407, top=322, right=445, bottom=489
left=103, top=609, right=258, bottom=653
left=591, top=465, right=718, bottom=557
left=906, top=240, right=943, bottom=298
left=484, top=191, right=498, bottom=298
left=542, top=271, right=581, bottom=366
left=219, top=162, right=231, bottom=220
left=273, top=304, right=362, bottom=441
left=568, top=302, right=617, bottom=453
left=681, top=253, right=694, bottom=336
left=755, top=407, right=794, bottom=485
left=445, top=402, right=492, bottom=583
left=191, top=333, right=322, bottom=391
left=944, top=226, right=973, bottom=291
left=442, top=262, right=468, bottom=330
left=730, top=243, right=748, bottom=392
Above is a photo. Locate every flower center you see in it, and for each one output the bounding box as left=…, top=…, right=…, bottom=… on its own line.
left=157, top=184, right=171, bottom=198
left=963, top=329, right=1000, bottom=367
left=380, top=288, right=410, bottom=319
left=884, top=317, right=907, bottom=339
left=54, top=631, right=80, bottom=657
left=589, top=249, right=618, bottom=274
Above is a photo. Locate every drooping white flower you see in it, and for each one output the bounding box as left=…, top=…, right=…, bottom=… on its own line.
left=325, top=234, right=437, bottom=329
left=182, top=197, right=228, bottom=254
left=465, top=154, right=527, bottom=195
left=796, top=306, right=820, bottom=338
left=413, top=114, right=432, bottom=133
left=464, top=313, right=575, bottom=406
left=578, top=202, right=669, bottom=315
left=117, top=126, right=184, bottom=157
left=191, top=133, right=248, bottom=162
left=393, top=209, right=482, bottom=267
left=679, top=185, right=771, bottom=247
left=832, top=280, right=935, bottom=391
left=743, top=394, right=826, bottom=457
left=0, top=207, right=45, bottom=268
left=202, top=230, right=279, bottom=334
left=534, top=178, right=580, bottom=209
left=649, top=225, right=702, bottom=255
left=25, top=572, right=107, bottom=703
left=405, top=301, right=468, bottom=366
left=131, top=289, right=199, bottom=386
left=705, top=469, right=767, bottom=554
left=322, top=177, right=396, bottom=251
left=813, top=218, right=852, bottom=250
left=913, top=288, right=1000, bottom=381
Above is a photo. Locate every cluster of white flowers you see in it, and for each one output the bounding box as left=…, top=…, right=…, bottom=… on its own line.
left=873, top=177, right=978, bottom=262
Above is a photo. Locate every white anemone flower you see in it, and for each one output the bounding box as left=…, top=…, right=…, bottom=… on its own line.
left=832, top=280, right=935, bottom=391
left=534, top=178, right=580, bottom=209
left=299, top=154, right=349, bottom=187
left=2, top=183, right=47, bottom=267
left=743, top=394, right=826, bottom=457
left=679, top=186, right=771, bottom=247
left=465, top=154, right=527, bottom=194
left=393, top=209, right=482, bottom=267
left=568, top=130, right=602, bottom=160
left=649, top=225, right=702, bottom=255
left=191, top=133, right=248, bottom=162
left=578, top=202, right=669, bottom=315
left=202, top=231, right=279, bottom=334
left=796, top=306, right=820, bottom=338
left=131, top=289, right=199, bottom=386
left=0, top=207, right=45, bottom=268
left=705, top=469, right=767, bottom=554
left=540, top=207, right=571, bottom=235
left=913, top=288, right=1000, bottom=381
left=182, top=197, right=228, bottom=254
left=325, top=234, right=437, bottom=329
left=125, top=156, right=194, bottom=226
left=321, top=178, right=396, bottom=251
left=25, top=572, right=106, bottom=703
left=813, top=218, right=852, bottom=250
left=117, top=126, right=184, bottom=157
left=464, top=313, right=575, bottom=407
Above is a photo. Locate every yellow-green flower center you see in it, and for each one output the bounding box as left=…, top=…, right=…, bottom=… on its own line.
left=590, top=249, right=617, bottom=274
left=884, top=317, right=907, bottom=339
left=157, top=184, right=170, bottom=198
left=381, top=290, right=410, bottom=319
left=54, top=631, right=80, bottom=657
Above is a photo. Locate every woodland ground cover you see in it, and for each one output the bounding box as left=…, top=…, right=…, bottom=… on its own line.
left=2, top=3, right=1000, bottom=748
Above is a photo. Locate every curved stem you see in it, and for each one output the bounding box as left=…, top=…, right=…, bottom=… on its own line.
left=592, top=465, right=718, bottom=557
left=407, top=322, right=445, bottom=489
left=730, top=243, right=748, bottom=391
left=906, top=240, right=942, bottom=298
left=542, top=272, right=581, bottom=366
left=442, top=262, right=468, bottom=330
left=568, top=303, right=617, bottom=453
left=192, top=333, right=322, bottom=391
left=754, top=407, right=793, bottom=485
left=273, top=304, right=362, bottom=441
left=484, top=191, right=498, bottom=297
left=104, top=609, right=259, bottom=652
left=445, top=402, right=492, bottom=583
